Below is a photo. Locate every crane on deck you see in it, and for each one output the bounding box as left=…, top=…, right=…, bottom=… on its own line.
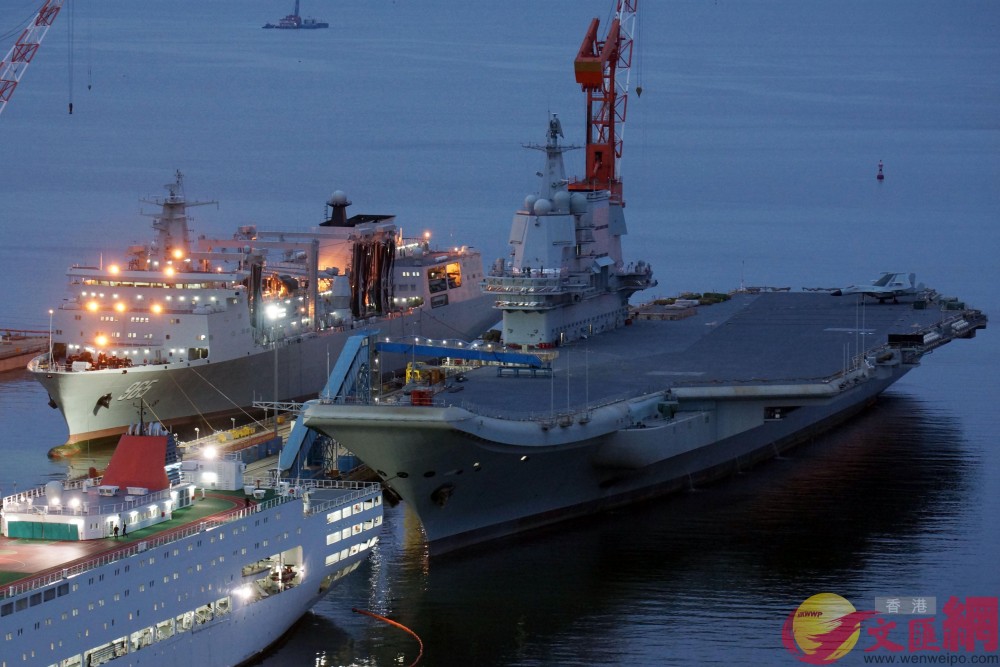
left=0, top=0, right=66, bottom=118
left=570, top=0, right=638, bottom=206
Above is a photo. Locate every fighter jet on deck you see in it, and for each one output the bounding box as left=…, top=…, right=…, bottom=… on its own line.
left=831, top=272, right=924, bottom=303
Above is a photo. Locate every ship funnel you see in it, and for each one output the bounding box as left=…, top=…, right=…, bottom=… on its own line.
left=326, top=190, right=352, bottom=227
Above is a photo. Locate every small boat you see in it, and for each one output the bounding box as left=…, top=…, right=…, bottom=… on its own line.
left=263, top=0, right=329, bottom=29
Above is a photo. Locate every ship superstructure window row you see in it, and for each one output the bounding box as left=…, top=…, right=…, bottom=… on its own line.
left=325, top=536, right=379, bottom=567
left=325, top=496, right=381, bottom=525
left=81, top=278, right=235, bottom=290
left=324, top=513, right=382, bottom=548
left=39, top=595, right=237, bottom=667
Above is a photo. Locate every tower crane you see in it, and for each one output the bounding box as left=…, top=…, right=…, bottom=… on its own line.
left=571, top=0, right=637, bottom=205
left=0, top=0, right=66, bottom=118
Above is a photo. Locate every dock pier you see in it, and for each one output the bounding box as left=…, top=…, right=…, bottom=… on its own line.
left=0, top=330, right=47, bottom=374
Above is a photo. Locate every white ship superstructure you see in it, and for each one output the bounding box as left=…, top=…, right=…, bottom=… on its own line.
left=29, top=173, right=496, bottom=445
left=0, top=429, right=382, bottom=667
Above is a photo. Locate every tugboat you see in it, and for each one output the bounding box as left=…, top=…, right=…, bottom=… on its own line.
left=263, top=0, right=329, bottom=29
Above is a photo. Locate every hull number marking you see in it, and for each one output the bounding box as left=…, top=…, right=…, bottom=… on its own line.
left=118, top=380, right=159, bottom=401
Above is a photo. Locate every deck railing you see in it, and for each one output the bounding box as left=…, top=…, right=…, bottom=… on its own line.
left=1, top=479, right=380, bottom=602
left=2, top=483, right=179, bottom=518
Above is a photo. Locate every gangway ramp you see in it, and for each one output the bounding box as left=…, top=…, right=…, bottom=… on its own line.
left=278, top=332, right=372, bottom=472
left=278, top=332, right=549, bottom=471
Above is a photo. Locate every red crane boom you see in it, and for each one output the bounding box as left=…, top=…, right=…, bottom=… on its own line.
left=0, top=0, right=66, bottom=118
left=571, top=0, right=637, bottom=205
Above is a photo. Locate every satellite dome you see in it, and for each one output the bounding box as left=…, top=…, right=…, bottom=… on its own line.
left=570, top=193, right=588, bottom=215
left=553, top=190, right=571, bottom=211
left=524, top=194, right=537, bottom=212
left=328, top=190, right=348, bottom=206
left=533, top=198, right=552, bottom=216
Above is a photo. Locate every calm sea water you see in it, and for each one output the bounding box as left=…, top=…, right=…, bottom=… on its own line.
left=1, top=1, right=997, bottom=665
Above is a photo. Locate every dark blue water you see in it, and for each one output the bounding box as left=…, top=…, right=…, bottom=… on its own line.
left=1, top=1, right=997, bottom=665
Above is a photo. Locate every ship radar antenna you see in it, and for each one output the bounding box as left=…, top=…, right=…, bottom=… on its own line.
left=549, top=113, right=564, bottom=143
left=167, top=170, right=184, bottom=201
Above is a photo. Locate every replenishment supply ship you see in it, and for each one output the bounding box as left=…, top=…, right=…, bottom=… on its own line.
left=0, top=426, right=382, bottom=666
left=299, top=2, right=988, bottom=554
left=28, top=173, right=496, bottom=446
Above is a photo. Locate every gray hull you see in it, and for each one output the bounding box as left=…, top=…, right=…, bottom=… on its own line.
left=303, top=291, right=987, bottom=554
left=305, top=369, right=900, bottom=553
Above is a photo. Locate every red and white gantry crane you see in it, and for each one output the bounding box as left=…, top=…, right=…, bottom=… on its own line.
left=571, top=0, right=638, bottom=205
left=0, top=0, right=66, bottom=118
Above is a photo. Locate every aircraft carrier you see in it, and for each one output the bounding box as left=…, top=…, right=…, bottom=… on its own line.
left=296, top=3, right=988, bottom=554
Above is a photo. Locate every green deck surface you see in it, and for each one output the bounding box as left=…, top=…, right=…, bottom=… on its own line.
left=0, top=492, right=250, bottom=587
